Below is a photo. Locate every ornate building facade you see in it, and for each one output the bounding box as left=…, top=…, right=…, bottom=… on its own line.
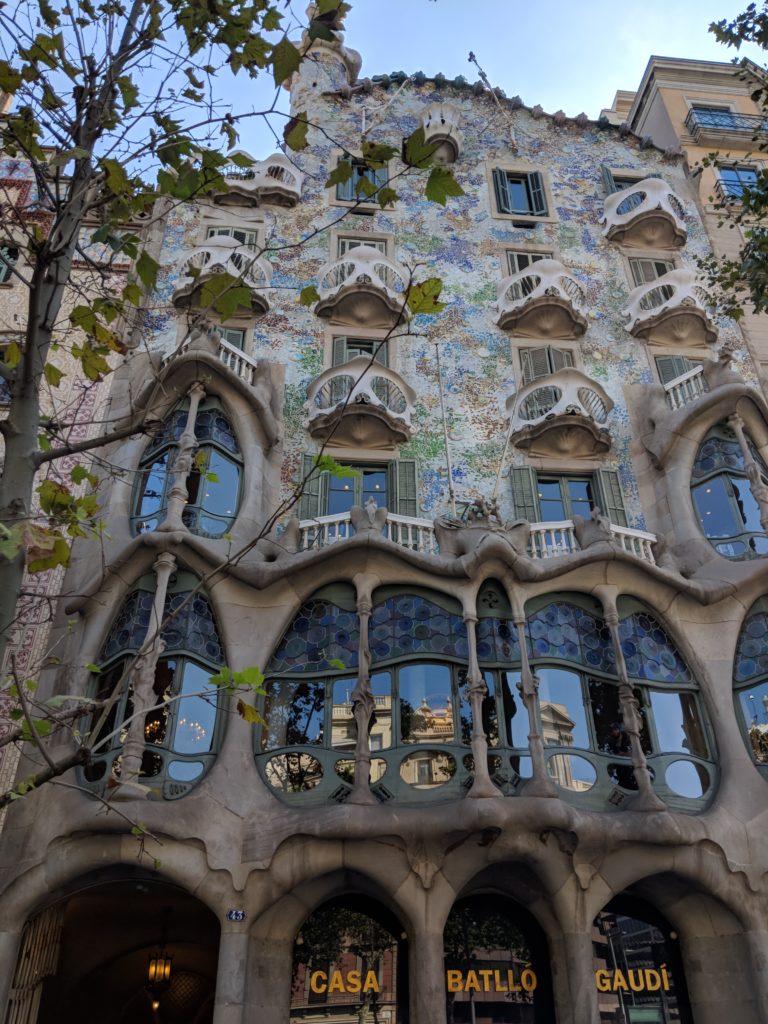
left=2, top=24, right=768, bottom=1024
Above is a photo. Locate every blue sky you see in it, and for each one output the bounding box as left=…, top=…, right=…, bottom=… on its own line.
left=233, top=0, right=766, bottom=156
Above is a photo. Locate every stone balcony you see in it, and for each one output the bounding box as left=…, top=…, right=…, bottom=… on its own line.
left=623, top=269, right=716, bottom=346
left=663, top=364, right=710, bottom=410
left=504, top=367, right=613, bottom=458
left=602, top=178, right=687, bottom=249
left=496, top=259, right=588, bottom=339
left=173, top=237, right=272, bottom=315
left=305, top=356, right=415, bottom=447
left=314, top=245, right=409, bottom=328
left=214, top=151, right=303, bottom=207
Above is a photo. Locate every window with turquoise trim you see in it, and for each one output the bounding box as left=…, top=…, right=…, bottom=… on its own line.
left=691, top=424, right=768, bottom=559
left=132, top=397, right=242, bottom=537
left=82, top=572, right=224, bottom=798
left=734, top=597, right=768, bottom=774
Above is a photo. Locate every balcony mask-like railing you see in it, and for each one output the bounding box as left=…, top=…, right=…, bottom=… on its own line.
left=295, top=507, right=657, bottom=564
left=314, top=246, right=409, bottom=327
left=505, top=368, right=613, bottom=458
left=664, top=364, right=710, bottom=410
left=684, top=107, right=768, bottom=144
left=305, top=355, right=416, bottom=446
left=163, top=330, right=262, bottom=388
left=623, top=269, right=716, bottom=344
left=215, top=151, right=303, bottom=206
left=173, top=236, right=272, bottom=313
left=496, top=259, right=588, bottom=338
left=602, top=178, right=687, bottom=249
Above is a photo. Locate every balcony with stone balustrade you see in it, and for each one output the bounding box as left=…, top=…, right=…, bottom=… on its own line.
left=601, top=177, right=687, bottom=249
left=172, top=236, right=272, bottom=315
left=213, top=151, right=303, bottom=207
left=313, top=245, right=409, bottom=328
left=623, top=269, right=716, bottom=346
left=496, top=259, right=588, bottom=339
left=305, top=356, right=415, bottom=447
left=504, top=367, right=613, bottom=459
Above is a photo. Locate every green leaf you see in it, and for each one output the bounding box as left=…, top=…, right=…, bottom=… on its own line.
left=4, top=340, right=21, bottom=368
left=84, top=663, right=102, bottom=673
left=237, top=699, right=265, bottom=725
left=355, top=175, right=377, bottom=198
left=43, top=363, right=63, bottom=387
left=272, top=37, right=302, bottom=86
left=299, top=284, right=320, bottom=306
left=313, top=455, right=360, bottom=479
left=117, top=75, right=139, bottom=112
left=0, top=62, right=23, bottom=94
left=284, top=112, right=309, bottom=151
left=238, top=666, right=265, bottom=690
left=135, top=251, right=159, bottom=292
left=205, top=472, right=219, bottom=483
left=327, top=658, right=346, bottom=670
left=403, top=126, right=439, bottom=169
left=325, top=160, right=354, bottom=188
left=70, top=464, right=98, bottom=487
left=361, top=141, right=398, bottom=167
left=101, top=157, right=129, bottom=195
left=377, top=186, right=398, bottom=209
left=406, top=277, right=447, bottom=315
left=25, top=526, right=70, bottom=573
left=425, top=167, right=465, bottom=206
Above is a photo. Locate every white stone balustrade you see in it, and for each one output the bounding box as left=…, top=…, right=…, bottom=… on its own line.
left=296, top=509, right=657, bottom=564
left=623, top=269, right=715, bottom=344
left=496, top=259, right=587, bottom=338
left=217, top=336, right=261, bottom=386
left=307, top=355, right=413, bottom=422
left=314, top=245, right=409, bottom=325
left=602, top=177, right=687, bottom=248
left=174, top=236, right=272, bottom=313
left=664, top=365, right=709, bottom=410
left=217, top=151, right=303, bottom=206
left=507, top=368, right=613, bottom=429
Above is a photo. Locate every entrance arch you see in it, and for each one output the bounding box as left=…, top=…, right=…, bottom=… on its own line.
left=6, top=868, right=220, bottom=1024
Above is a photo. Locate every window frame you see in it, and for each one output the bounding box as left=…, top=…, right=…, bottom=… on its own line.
left=486, top=162, right=557, bottom=224
left=0, top=244, right=19, bottom=285
left=205, top=224, right=260, bottom=250
left=329, top=152, right=393, bottom=210
left=505, top=247, right=555, bottom=277
left=717, top=163, right=761, bottom=202
left=511, top=467, right=628, bottom=528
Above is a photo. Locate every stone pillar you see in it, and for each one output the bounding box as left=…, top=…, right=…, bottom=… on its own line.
left=162, top=381, right=206, bottom=531
left=212, top=927, right=249, bottom=1024
left=744, top=928, right=768, bottom=1020
left=244, top=933, right=294, bottom=1024
left=464, top=614, right=502, bottom=799
left=513, top=610, right=557, bottom=798
left=551, top=927, right=600, bottom=1024
left=411, top=928, right=446, bottom=1024
left=728, top=412, right=768, bottom=532
left=348, top=579, right=376, bottom=805
left=113, top=551, right=176, bottom=799
left=601, top=594, right=666, bottom=813
left=0, top=928, right=23, bottom=1020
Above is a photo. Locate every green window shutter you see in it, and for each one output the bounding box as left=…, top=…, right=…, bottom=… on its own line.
left=550, top=346, right=574, bottom=372
left=511, top=466, right=540, bottom=521
left=655, top=355, right=701, bottom=385
left=593, top=469, right=628, bottom=527
left=520, top=346, right=552, bottom=385
left=391, top=460, right=418, bottom=517
left=600, top=163, right=617, bottom=195
left=493, top=169, right=512, bottom=214
left=332, top=336, right=347, bottom=366
left=528, top=172, right=547, bottom=216
left=298, top=453, right=328, bottom=520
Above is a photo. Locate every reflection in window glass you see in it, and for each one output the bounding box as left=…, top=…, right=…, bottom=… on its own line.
left=738, top=680, right=768, bottom=765
left=400, top=749, right=456, bottom=788
left=497, top=671, right=527, bottom=748
left=266, top=752, right=323, bottom=792
left=537, top=667, right=589, bottom=749
left=400, top=663, right=454, bottom=744
left=547, top=753, right=597, bottom=792
left=589, top=678, right=651, bottom=755
left=174, top=662, right=217, bottom=753
left=650, top=691, right=708, bottom=759
left=331, top=677, right=357, bottom=752
left=262, top=681, right=325, bottom=749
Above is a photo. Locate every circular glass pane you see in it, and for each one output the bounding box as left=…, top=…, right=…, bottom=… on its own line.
left=400, top=750, right=456, bottom=789
left=665, top=759, right=708, bottom=798
left=167, top=760, right=204, bottom=782
left=547, top=753, right=597, bottom=792
left=265, top=753, right=323, bottom=793
left=334, top=758, right=387, bottom=783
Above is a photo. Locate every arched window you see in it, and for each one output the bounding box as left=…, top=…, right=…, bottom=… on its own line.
left=691, top=423, right=768, bottom=559
left=132, top=397, right=242, bottom=537
left=83, top=572, right=224, bottom=798
left=525, top=596, right=715, bottom=808
left=734, top=597, right=768, bottom=777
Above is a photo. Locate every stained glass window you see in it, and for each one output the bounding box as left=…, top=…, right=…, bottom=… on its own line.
left=100, top=587, right=222, bottom=664
left=734, top=604, right=768, bottom=682
left=268, top=599, right=359, bottom=675
left=476, top=617, right=520, bottom=662
left=734, top=599, right=768, bottom=771
left=370, top=595, right=468, bottom=663
left=618, top=611, right=690, bottom=683
left=526, top=601, right=615, bottom=674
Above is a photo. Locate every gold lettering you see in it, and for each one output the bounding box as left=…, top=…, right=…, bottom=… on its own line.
left=346, top=970, right=361, bottom=994
left=446, top=970, right=463, bottom=993
left=493, top=969, right=508, bottom=993
left=507, top=969, right=521, bottom=993
left=661, top=964, right=671, bottom=991
left=478, top=969, right=493, bottom=992
left=464, top=970, right=480, bottom=992
left=595, top=969, right=611, bottom=993
left=520, top=967, right=537, bottom=993
left=627, top=969, right=644, bottom=993
left=310, top=971, right=327, bottom=994
left=328, top=971, right=345, bottom=993
left=645, top=969, right=661, bottom=992
left=363, top=970, right=380, bottom=994
left=612, top=969, right=628, bottom=992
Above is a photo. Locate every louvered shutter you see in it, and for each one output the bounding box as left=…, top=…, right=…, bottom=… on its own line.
left=373, top=165, right=389, bottom=190
left=298, top=453, right=328, bottom=520
left=390, top=460, right=418, bottom=517
left=332, top=336, right=348, bottom=366
left=593, top=469, right=628, bottom=526
left=336, top=164, right=356, bottom=202
left=520, top=347, right=553, bottom=385
left=600, top=163, right=617, bottom=195
left=550, top=346, right=574, bottom=372
left=493, top=169, right=512, bottom=214
left=528, top=172, right=547, bottom=216
left=511, top=467, right=540, bottom=521
left=655, top=355, right=700, bottom=385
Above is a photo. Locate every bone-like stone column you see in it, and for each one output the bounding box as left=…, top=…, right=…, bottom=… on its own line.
left=348, top=576, right=377, bottom=804
left=112, top=551, right=176, bottom=799
left=601, top=593, right=666, bottom=813
left=161, top=381, right=206, bottom=531
left=411, top=928, right=447, bottom=1024
left=464, top=614, right=502, bottom=798
left=244, top=933, right=294, bottom=1024
left=512, top=608, right=557, bottom=798
left=550, top=926, right=600, bottom=1024
left=728, top=412, right=768, bottom=532
left=212, top=926, right=249, bottom=1024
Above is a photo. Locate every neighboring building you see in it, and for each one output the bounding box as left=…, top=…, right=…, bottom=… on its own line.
left=602, top=55, right=768, bottom=392
left=2, top=21, right=768, bottom=1024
